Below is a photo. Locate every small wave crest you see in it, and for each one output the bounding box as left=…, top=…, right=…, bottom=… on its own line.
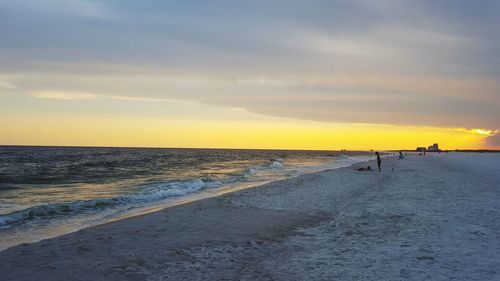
left=243, top=167, right=257, bottom=178
left=268, top=161, right=284, bottom=169
left=0, top=198, right=117, bottom=227
left=244, top=158, right=284, bottom=178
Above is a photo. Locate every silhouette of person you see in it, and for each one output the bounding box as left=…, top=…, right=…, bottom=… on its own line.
left=376, top=152, right=381, bottom=172
left=399, top=151, right=404, bottom=159
left=357, top=166, right=372, bottom=171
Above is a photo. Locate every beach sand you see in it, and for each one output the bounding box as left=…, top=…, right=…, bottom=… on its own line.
left=1, top=153, right=499, bottom=280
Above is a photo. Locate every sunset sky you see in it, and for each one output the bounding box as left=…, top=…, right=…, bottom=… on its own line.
left=1, top=0, right=499, bottom=150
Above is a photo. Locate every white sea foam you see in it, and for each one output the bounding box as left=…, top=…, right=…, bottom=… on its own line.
left=269, top=161, right=284, bottom=169
left=244, top=167, right=257, bottom=178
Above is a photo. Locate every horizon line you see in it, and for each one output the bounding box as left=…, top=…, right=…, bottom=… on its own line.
left=1, top=144, right=498, bottom=153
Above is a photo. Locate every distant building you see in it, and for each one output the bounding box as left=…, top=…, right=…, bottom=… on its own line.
left=416, top=143, right=440, bottom=152
left=428, top=143, right=439, bottom=151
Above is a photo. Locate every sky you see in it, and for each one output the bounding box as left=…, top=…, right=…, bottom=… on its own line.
left=0, top=0, right=499, bottom=150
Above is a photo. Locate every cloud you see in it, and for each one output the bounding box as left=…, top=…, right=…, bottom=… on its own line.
left=470, top=129, right=494, bottom=136
left=485, top=132, right=500, bottom=149
left=14, top=72, right=499, bottom=129
left=32, top=91, right=98, bottom=100
left=31, top=90, right=192, bottom=104
left=0, top=0, right=499, bottom=129
left=0, top=80, right=18, bottom=91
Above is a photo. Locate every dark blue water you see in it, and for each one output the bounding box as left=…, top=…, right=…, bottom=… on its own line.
left=0, top=146, right=372, bottom=249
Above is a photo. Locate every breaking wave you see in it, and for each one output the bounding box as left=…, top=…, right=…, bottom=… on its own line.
left=0, top=159, right=285, bottom=227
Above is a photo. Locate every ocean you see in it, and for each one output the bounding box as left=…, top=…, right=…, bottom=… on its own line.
left=0, top=146, right=373, bottom=250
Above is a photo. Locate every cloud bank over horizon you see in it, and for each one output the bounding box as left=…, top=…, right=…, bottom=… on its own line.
left=1, top=1, right=499, bottom=137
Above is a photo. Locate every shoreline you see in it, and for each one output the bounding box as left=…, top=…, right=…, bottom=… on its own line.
left=1, top=153, right=499, bottom=280
left=0, top=154, right=377, bottom=251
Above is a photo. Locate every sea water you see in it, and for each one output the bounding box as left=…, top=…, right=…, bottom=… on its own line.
left=0, top=146, right=373, bottom=250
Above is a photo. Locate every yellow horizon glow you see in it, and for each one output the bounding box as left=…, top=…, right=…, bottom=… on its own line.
left=1, top=91, right=496, bottom=150
left=1, top=112, right=493, bottom=151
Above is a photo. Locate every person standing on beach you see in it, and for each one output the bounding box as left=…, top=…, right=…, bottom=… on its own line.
left=376, top=152, right=381, bottom=172
left=399, top=151, right=405, bottom=159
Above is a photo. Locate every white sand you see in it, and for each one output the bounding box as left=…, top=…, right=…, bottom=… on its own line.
left=0, top=153, right=499, bottom=280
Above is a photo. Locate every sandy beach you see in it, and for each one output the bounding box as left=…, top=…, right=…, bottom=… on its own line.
left=1, top=153, right=499, bottom=280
